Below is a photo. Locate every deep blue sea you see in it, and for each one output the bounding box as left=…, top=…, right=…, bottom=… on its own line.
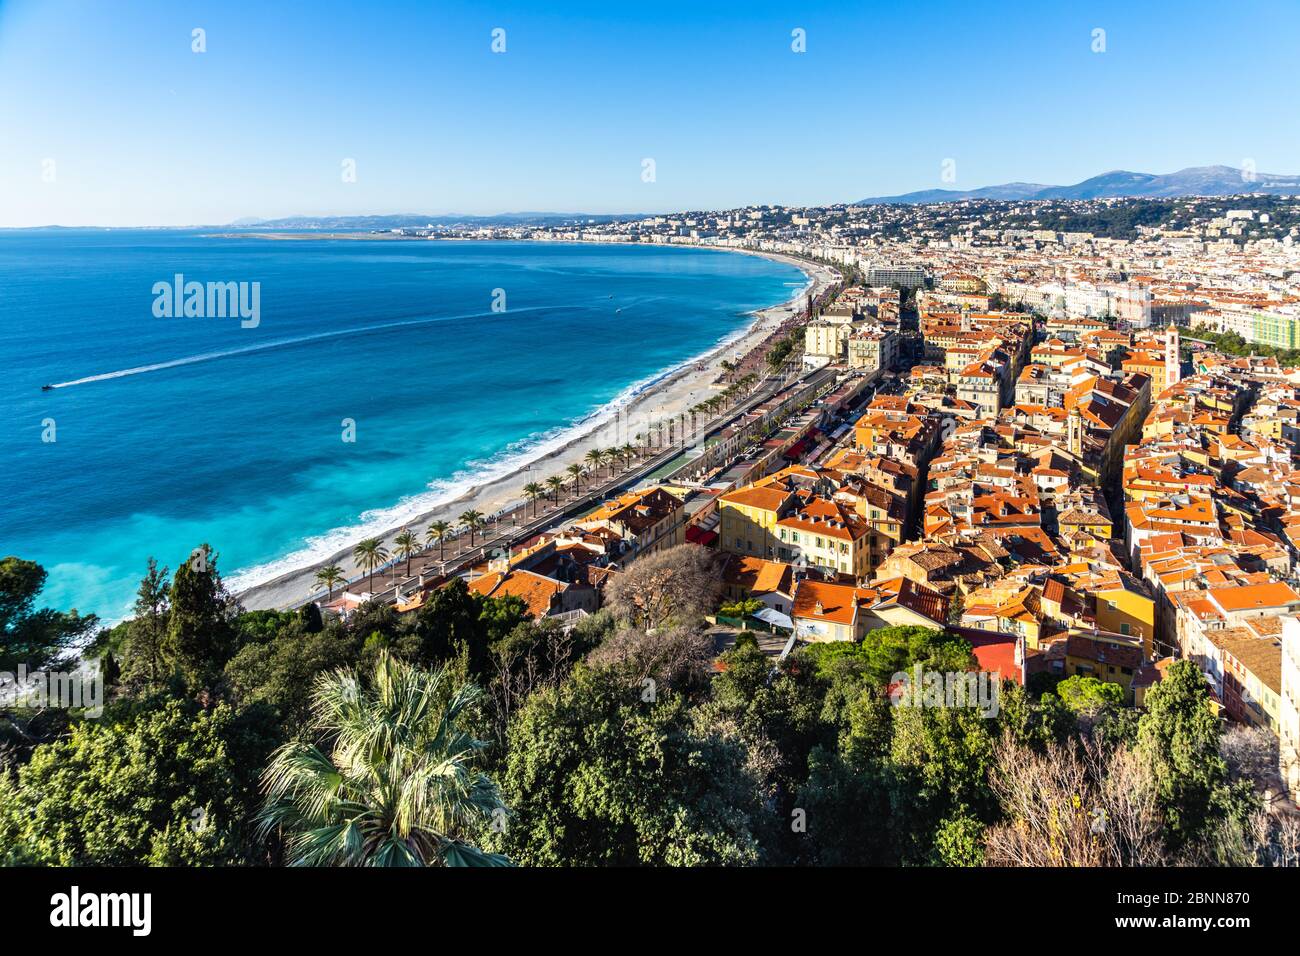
left=0, top=232, right=805, bottom=622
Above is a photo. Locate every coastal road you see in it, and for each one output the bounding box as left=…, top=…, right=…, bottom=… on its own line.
left=318, top=360, right=836, bottom=609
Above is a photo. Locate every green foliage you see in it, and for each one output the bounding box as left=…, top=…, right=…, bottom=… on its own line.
left=1186, top=328, right=1300, bottom=367
left=888, top=700, right=998, bottom=862
left=802, top=626, right=974, bottom=686
left=792, top=747, right=894, bottom=865
left=236, top=608, right=299, bottom=645
left=1055, top=675, right=1125, bottom=715
left=498, top=665, right=766, bottom=866
left=719, top=597, right=764, bottom=619
left=1136, top=661, right=1229, bottom=846
left=395, top=578, right=512, bottom=675
left=0, top=555, right=97, bottom=674
left=998, top=681, right=1078, bottom=751
left=0, top=697, right=277, bottom=865
left=165, top=546, right=239, bottom=695
left=258, top=650, right=508, bottom=867
left=224, top=620, right=362, bottom=737
left=931, top=808, right=986, bottom=867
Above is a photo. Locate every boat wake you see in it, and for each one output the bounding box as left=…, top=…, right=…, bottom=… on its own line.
left=43, top=306, right=556, bottom=390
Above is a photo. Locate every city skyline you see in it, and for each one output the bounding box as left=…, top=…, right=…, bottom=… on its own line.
left=3, top=0, right=1300, bottom=227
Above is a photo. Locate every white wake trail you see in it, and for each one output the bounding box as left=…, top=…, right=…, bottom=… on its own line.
left=45, top=306, right=551, bottom=389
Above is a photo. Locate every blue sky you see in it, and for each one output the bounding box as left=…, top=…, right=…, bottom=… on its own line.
left=1, top=0, right=1297, bottom=226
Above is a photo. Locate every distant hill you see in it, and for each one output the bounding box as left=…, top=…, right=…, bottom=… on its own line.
left=857, top=165, right=1300, bottom=205
left=224, top=212, right=647, bottom=230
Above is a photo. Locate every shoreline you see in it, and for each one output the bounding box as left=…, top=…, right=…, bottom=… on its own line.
left=234, top=244, right=837, bottom=611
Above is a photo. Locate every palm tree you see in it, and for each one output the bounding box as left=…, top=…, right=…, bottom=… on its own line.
left=584, top=448, right=604, bottom=480
left=566, top=463, right=584, bottom=497
left=394, top=529, right=419, bottom=577
left=257, top=651, right=511, bottom=867
left=522, top=481, right=544, bottom=517
left=621, top=442, right=637, bottom=465
left=426, top=520, right=451, bottom=559
left=545, top=475, right=565, bottom=504
left=314, top=564, right=344, bottom=601
left=352, top=538, right=389, bottom=595
left=459, top=509, right=485, bottom=547
left=605, top=447, right=621, bottom=476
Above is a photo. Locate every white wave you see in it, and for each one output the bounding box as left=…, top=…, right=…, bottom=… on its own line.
left=45, top=306, right=553, bottom=390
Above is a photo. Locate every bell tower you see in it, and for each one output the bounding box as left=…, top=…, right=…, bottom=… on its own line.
left=1165, top=322, right=1181, bottom=390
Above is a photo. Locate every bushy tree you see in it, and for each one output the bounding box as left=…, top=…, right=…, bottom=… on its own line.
left=1055, top=675, right=1125, bottom=716
left=0, top=556, right=97, bottom=674
left=224, top=620, right=362, bottom=736
left=1135, top=660, right=1229, bottom=846
left=165, top=546, right=240, bottom=696
left=0, top=697, right=277, bottom=865
left=498, top=664, right=766, bottom=866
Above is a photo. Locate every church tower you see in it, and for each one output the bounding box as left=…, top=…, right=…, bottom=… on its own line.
left=1067, top=405, right=1083, bottom=457
left=1165, top=322, right=1181, bottom=390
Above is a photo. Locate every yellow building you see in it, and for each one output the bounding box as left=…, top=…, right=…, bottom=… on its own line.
left=1058, top=511, right=1112, bottom=546
left=775, top=498, right=871, bottom=579
left=1121, top=349, right=1167, bottom=396
left=717, top=466, right=822, bottom=559
left=1091, top=574, right=1157, bottom=659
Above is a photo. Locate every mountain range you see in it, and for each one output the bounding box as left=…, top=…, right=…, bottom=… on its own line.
left=856, top=165, right=1300, bottom=205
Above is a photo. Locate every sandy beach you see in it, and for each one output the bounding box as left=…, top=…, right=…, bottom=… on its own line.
left=236, top=246, right=838, bottom=611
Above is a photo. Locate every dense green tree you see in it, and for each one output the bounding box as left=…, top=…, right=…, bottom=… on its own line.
left=224, top=620, right=362, bottom=736
left=1135, top=660, right=1229, bottom=847
left=0, top=697, right=277, bottom=865
left=397, top=578, right=486, bottom=670
left=0, top=556, right=97, bottom=674
left=792, top=746, right=895, bottom=865
left=859, top=625, right=976, bottom=686
left=165, top=546, right=240, bottom=697
left=498, top=664, right=766, bottom=866
left=704, top=646, right=833, bottom=795
left=997, top=681, right=1078, bottom=751
left=1056, top=675, right=1125, bottom=716
left=930, top=807, right=986, bottom=867
left=120, top=557, right=170, bottom=690
left=888, top=699, right=998, bottom=863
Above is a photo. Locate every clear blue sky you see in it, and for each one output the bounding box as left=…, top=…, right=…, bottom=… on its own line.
left=2, top=0, right=1297, bottom=226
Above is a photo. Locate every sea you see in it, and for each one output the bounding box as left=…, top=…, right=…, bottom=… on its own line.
left=0, top=231, right=807, bottom=622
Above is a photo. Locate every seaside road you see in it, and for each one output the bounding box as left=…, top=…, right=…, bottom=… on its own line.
left=365, top=363, right=837, bottom=603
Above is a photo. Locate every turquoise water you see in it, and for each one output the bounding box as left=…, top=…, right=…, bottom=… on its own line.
left=0, top=233, right=806, bottom=621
